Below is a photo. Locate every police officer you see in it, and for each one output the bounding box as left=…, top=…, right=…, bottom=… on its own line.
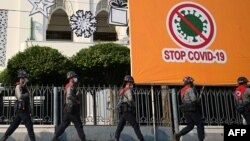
left=0, top=70, right=36, bottom=141
left=51, top=71, right=86, bottom=141
left=234, top=77, right=250, bottom=125
left=115, top=75, right=144, bottom=141
left=174, top=76, right=204, bottom=141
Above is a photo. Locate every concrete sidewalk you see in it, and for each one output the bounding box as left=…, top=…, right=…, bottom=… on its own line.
left=0, top=125, right=224, bottom=141
left=0, top=126, right=171, bottom=141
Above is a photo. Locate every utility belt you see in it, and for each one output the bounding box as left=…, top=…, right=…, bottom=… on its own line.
left=63, top=103, right=80, bottom=114
left=14, top=100, right=30, bottom=113
left=236, top=102, right=250, bottom=114
left=179, top=102, right=198, bottom=112
left=118, top=102, right=135, bottom=113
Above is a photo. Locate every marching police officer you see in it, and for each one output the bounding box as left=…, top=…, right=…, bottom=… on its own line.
left=115, top=75, right=144, bottom=141
left=51, top=71, right=86, bottom=141
left=0, top=70, right=36, bottom=141
left=174, top=76, right=204, bottom=141
left=234, top=77, right=250, bottom=125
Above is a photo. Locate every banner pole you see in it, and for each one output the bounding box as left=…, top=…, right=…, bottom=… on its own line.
left=151, top=85, right=157, bottom=141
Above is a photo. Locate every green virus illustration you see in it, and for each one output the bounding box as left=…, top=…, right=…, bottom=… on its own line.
left=174, top=9, right=208, bottom=42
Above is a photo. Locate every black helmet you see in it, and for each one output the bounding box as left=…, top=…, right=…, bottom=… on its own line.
left=237, top=76, right=248, bottom=85
left=67, top=71, right=77, bottom=79
left=17, top=70, right=28, bottom=78
left=183, top=76, right=194, bottom=85
left=123, top=75, right=134, bottom=83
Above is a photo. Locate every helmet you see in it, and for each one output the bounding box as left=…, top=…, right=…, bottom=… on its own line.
left=237, top=76, right=248, bottom=85
left=183, top=76, right=194, bottom=85
left=67, top=71, right=77, bottom=79
left=123, top=75, right=134, bottom=83
left=17, top=70, right=28, bottom=78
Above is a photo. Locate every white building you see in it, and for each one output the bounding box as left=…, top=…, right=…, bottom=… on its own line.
left=0, top=0, right=129, bottom=70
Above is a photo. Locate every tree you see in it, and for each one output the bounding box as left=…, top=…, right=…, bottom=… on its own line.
left=71, top=43, right=130, bottom=85
left=6, top=46, right=72, bottom=85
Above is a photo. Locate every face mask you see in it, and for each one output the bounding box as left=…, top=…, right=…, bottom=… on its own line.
left=130, top=84, right=134, bottom=88
left=24, top=78, right=29, bottom=84
left=73, top=78, right=78, bottom=83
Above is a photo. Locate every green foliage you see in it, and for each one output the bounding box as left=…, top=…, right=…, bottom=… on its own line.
left=7, top=46, right=72, bottom=85
left=0, top=69, right=11, bottom=84
left=71, top=43, right=130, bottom=85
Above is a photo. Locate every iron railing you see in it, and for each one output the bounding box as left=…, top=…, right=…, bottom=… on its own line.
left=0, top=85, right=170, bottom=126
left=0, top=85, right=243, bottom=126
left=172, top=86, right=243, bottom=126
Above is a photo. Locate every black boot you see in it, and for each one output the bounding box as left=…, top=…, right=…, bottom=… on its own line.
left=0, top=135, right=8, bottom=141
left=173, top=133, right=180, bottom=141
left=51, top=136, right=59, bottom=141
left=30, top=138, right=36, bottom=141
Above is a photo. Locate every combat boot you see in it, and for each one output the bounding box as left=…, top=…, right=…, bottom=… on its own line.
left=173, top=133, right=180, bottom=141
left=30, top=138, right=36, bottom=141
left=51, top=136, right=59, bottom=141
left=81, top=138, right=87, bottom=141
left=0, top=135, right=8, bottom=141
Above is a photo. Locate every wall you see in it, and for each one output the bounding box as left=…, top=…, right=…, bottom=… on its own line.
left=0, top=0, right=128, bottom=71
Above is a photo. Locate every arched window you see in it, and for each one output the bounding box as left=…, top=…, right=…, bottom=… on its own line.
left=46, top=9, right=72, bottom=41
left=94, top=11, right=117, bottom=41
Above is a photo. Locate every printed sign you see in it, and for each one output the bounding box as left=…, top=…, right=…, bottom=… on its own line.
left=164, top=2, right=226, bottom=64
left=129, top=0, right=250, bottom=85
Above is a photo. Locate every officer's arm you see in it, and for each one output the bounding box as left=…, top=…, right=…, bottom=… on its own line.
left=242, top=88, right=250, bottom=104
left=15, top=85, right=28, bottom=100
left=15, top=85, right=22, bottom=100
left=187, top=88, right=197, bottom=102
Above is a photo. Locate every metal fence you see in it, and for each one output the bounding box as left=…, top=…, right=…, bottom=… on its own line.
left=172, top=86, right=243, bottom=126
left=0, top=85, right=171, bottom=126
left=0, top=85, right=54, bottom=125
left=0, top=85, right=243, bottom=126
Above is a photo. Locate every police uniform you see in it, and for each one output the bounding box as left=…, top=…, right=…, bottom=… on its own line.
left=52, top=71, right=86, bottom=141
left=240, top=87, right=250, bottom=124
left=174, top=77, right=204, bottom=141
left=0, top=71, right=36, bottom=141
left=235, top=77, right=250, bottom=125
left=115, top=75, right=144, bottom=141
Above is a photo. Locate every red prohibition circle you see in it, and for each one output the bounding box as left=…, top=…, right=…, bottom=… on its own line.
left=168, top=3, right=215, bottom=49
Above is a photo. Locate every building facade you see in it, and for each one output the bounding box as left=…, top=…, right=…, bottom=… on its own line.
left=0, top=0, right=129, bottom=70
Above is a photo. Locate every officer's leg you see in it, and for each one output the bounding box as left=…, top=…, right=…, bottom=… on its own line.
left=53, top=114, right=71, bottom=139
left=193, top=112, right=205, bottom=141
left=4, top=114, right=22, bottom=138
left=71, top=114, right=86, bottom=141
left=115, top=114, right=126, bottom=140
left=242, top=111, right=250, bottom=125
left=22, top=113, right=36, bottom=141
left=179, top=112, right=195, bottom=136
left=124, top=112, right=144, bottom=141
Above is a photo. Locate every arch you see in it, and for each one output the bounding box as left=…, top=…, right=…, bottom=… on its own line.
left=95, top=0, right=109, bottom=15
left=93, top=10, right=117, bottom=41
left=46, top=8, right=72, bottom=41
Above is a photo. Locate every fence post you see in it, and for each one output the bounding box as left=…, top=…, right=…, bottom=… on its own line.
left=93, top=90, right=97, bottom=125
left=171, top=89, right=179, bottom=133
left=161, top=85, right=169, bottom=126
left=109, top=86, right=115, bottom=125
left=151, top=85, right=157, bottom=141
left=53, top=87, right=58, bottom=126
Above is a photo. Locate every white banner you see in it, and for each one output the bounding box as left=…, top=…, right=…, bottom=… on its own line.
left=0, top=10, right=8, bottom=67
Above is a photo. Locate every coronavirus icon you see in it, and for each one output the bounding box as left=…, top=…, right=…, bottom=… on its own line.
left=167, top=2, right=216, bottom=49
